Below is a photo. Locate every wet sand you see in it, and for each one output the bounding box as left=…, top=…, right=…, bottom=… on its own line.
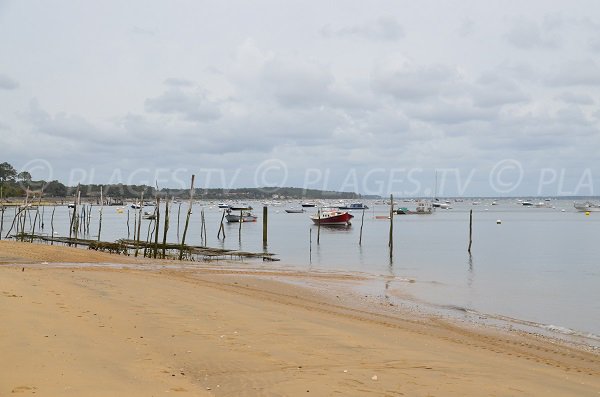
left=1, top=241, right=598, bottom=396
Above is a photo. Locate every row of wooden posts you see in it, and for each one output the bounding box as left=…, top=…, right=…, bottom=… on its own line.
left=1, top=184, right=476, bottom=257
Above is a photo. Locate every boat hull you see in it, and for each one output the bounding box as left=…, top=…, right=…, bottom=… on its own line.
left=311, top=211, right=354, bottom=225
left=226, top=214, right=257, bottom=222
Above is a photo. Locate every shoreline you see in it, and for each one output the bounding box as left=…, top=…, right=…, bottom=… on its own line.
left=1, top=241, right=599, bottom=395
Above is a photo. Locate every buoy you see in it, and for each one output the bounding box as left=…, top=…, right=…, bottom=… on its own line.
left=561, top=209, right=565, bottom=212
left=496, top=219, right=502, bottom=224
left=585, top=211, right=590, bottom=216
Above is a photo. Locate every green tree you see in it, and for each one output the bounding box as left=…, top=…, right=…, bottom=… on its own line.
left=0, top=162, right=17, bottom=183
left=17, top=171, right=32, bottom=182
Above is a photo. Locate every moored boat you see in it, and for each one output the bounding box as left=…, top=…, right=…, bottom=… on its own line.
left=229, top=203, right=253, bottom=211
left=225, top=210, right=257, bottom=222
left=285, top=208, right=305, bottom=213
left=310, top=210, right=354, bottom=225
left=338, top=203, right=369, bottom=210
left=301, top=202, right=316, bottom=208
left=574, top=201, right=600, bottom=212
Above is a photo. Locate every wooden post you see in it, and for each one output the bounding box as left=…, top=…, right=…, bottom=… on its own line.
left=179, top=175, right=195, bottom=260
left=127, top=209, right=131, bottom=239
left=317, top=208, right=321, bottom=245
left=134, top=192, right=143, bottom=257
left=262, top=206, right=268, bottom=247
left=200, top=209, right=205, bottom=247
left=162, top=196, right=170, bottom=258
left=153, top=196, right=160, bottom=258
left=388, top=194, right=394, bottom=255
left=30, top=208, right=39, bottom=242
left=50, top=206, right=55, bottom=245
left=162, top=196, right=169, bottom=259
left=0, top=205, right=4, bottom=240
left=176, top=202, right=182, bottom=243
left=468, top=209, right=473, bottom=253
left=359, top=208, right=365, bottom=245
left=97, top=186, right=103, bottom=241
left=217, top=210, right=226, bottom=239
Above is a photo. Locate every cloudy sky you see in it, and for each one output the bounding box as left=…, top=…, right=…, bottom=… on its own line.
left=1, top=0, right=599, bottom=196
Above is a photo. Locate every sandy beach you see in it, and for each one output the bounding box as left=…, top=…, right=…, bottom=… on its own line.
left=0, top=240, right=598, bottom=396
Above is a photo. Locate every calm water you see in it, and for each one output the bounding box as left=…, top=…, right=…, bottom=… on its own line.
left=3, top=198, right=599, bottom=342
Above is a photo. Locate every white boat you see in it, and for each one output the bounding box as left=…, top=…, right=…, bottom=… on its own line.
left=574, top=201, right=600, bottom=212
left=218, top=203, right=231, bottom=209
left=432, top=201, right=451, bottom=209
left=225, top=210, right=257, bottom=222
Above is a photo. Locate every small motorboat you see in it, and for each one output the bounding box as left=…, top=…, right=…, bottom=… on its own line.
left=131, top=203, right=142, bottom=209
left=217, top=203, right=231, bottom=209
left=574, top=201, right=600, bottom=212
left=285, top=208, right=305, bottom=213
left=338, top=203, right=369, bottom=210
left=225, top=210, right=257, bottom=222
left=143, top=211, right=156, bottom=220
left=310, top=210, right=353, bottom=225
left=229, top=204, right=253, bottom=211
left=301, top=202, right=316, bottom=208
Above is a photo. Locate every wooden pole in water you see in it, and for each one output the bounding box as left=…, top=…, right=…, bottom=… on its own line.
left=202, top=208, right=207, bottom=247
left=176, top=202, right=182, bottom=243
left=97, top=186, right=103, bottom=241
left=217, top=210, right=226, bottom=239
left=179, top=175, right=195, bottom=260
left=50, top=206, right=55, bottom=245
left=317, top=208, right=321, bottom=245
left=262, top=206, right=268, bottom=247
left=0, top=205, right=4, bottom=240
left=468, top=209, right=473, bottom=253
left=127, top=209, right=131, bottom=239
left=388, top=194, right=394, bottom=253
left=153, top=196, right=160, bottom=258
left=134, top=192, right=143, bottom=257
left=162, top=196, right=170, bottom=258
left=359, top=208, right=365, bottom=245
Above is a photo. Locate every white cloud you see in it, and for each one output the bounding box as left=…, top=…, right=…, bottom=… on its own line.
left=321, top=17, right=404, bottom=41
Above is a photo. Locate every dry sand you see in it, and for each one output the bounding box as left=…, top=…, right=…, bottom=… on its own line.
left=0, top=240, right=598, bottom=396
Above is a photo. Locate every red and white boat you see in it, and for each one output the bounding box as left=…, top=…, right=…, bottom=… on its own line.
left=310, top=210, right=354, bottom=225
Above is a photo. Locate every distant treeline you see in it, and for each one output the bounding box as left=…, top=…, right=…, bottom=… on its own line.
left=0, top=161, right=361, bottom=200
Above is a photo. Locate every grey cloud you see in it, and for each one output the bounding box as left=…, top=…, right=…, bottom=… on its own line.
left=408, top=101, right=497, bottom=125
left=371, top=62, right=462, bottom=101
left=547, top=59, right=600, bottom=86
left=590, top=36, right=600, bottom=52
left=505, top=19, right=559, bottom=49
left=164, top=78, right=195, bottom=87
left=260, top=58, right=334, bottom=108
left=145, top=88, right=221, bottom=122
left=555, top=91, right=595, bottom=105
left=457, top=19, right=476, bottom=37
left=470, top=73, right=529, bottom=108
left=0, top=73, right=19, bottom=90
left=321, top=17, right=404, bottom=41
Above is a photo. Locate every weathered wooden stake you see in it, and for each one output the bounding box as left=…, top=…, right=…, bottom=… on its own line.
left=317, top=208, right=321, bottom=245
left=468, top=209, right=473, bottom=253
left=153, top=196, right=160, bottom=258
left=97, top=186, right=103, bottom=241
left=178, top=175, right=195, bottom=260
left=134, top=192, right=144, bottom=257
left=0, top=205, right=4, bottom=240
left=217, top=210, right=226, bottom=239
left=359, top=208, right=365, bottom=245
left=388, top=194, right=394, bottom=255
left=262, top=206, right=268, bottom=247
left=176, top=202, right=182, bottom=243
left=50, top=206, right=55, bottom=245
left=162, top=197, right=170, bottom=258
